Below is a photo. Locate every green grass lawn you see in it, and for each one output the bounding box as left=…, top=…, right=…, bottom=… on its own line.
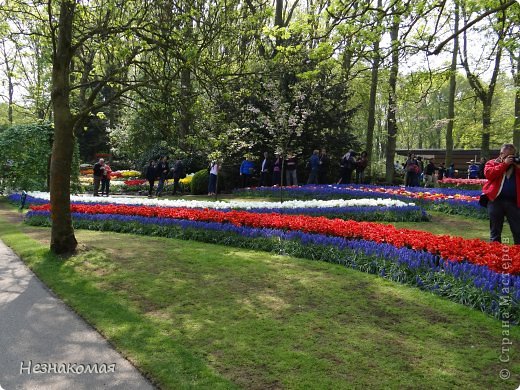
left=0, top=203, right=519, bottom=389
left=390, top=210, right=515, bottom=243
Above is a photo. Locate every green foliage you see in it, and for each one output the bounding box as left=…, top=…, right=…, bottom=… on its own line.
left=191, top=169, right=209, bottom=195
left=0, top=123, right=81, bottom=192
left=0, top=123, right=52, bottom=191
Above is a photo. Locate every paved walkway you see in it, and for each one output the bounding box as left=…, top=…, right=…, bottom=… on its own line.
left=0, top=240, right=155, bottom=390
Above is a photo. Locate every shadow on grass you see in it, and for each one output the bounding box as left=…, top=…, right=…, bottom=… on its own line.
left=0, top=217, right=235, bottom=390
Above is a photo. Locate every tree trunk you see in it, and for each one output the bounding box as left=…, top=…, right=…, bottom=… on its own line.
left=179, top=65, right=192, bottom=147
left=445, top=0, right=459, bottom=166
left=50, top=0, right=78, bottom=255
left=365, top=0, right=382, bottom=180
left=178, top=2, right=194, bottom=149
left=481, top=102, right=491, bottom=159
left=1, top=41, right=14, bottom=124
left=514, top=51, right=520, bottom=150
left=385, top=12, right=400, bottom=183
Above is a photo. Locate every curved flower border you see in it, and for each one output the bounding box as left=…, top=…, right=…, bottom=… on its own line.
left=29, top=202, right=519, bottom=275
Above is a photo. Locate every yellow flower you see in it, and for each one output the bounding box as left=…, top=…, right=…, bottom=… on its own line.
left=180, top=174, right=194, bottom=185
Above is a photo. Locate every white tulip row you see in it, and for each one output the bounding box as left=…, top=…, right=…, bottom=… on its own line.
left=28, top=192, right=414, bottom=210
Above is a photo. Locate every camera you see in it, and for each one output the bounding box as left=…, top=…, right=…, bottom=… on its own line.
left=514, top=156, right=520, bottom=164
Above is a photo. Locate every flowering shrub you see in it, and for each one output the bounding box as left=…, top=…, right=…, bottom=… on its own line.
left=80, top=169, right=94, bottom=175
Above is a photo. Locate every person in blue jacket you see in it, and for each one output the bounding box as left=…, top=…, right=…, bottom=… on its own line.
left=468, top=160, right=479, bottom=179
left=307, top=150, right=320, bottom=184
left=240, top=155, right=255, bottom=187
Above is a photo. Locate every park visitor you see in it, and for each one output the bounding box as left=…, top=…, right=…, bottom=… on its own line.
left=171, top=158, right=185, bottom=195
left=338, top=150, right=356, bottom=184
left=355, top=151, right=368, bottom=184
left=482, top=143, right=520, bottom=244
left=239, top=155, right=255, bottom=188
left=285, top=153, right=298, bottom=186
left=155, top=156, right=169, bottom=197
left=93, top=158, right=105, bottom=196
left=272, top=153, right=282, bottom=186
left=259, top=152, right=271, bottom=187
left=307, top=150, right=320, bottom=184
left=318, top=148, right=330, bottom=184
left=423, top=159, right=437, bottom=188
left=100, top=162, right=112, bottom=196
left=208, top=160, right=219, bottom=195
left=145, top=159, right=157, bottom=197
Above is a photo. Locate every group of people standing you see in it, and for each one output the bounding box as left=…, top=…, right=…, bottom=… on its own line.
left=239, top=148, right=369, bottom=188
left=401, top=153, right=488, bottom=188
left=144, top=156, right=186, bottom=197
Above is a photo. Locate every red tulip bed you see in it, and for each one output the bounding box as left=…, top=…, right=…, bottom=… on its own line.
left=438, top=178, right=486, bottom=190
left=25, top=200, right=520, bottom=322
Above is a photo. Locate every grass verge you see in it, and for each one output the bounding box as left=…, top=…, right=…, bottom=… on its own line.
left=0, top=202, right=519, bottom=388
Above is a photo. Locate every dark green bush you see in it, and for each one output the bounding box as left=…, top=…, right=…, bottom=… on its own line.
left=191, top=169, right=209, bottom=195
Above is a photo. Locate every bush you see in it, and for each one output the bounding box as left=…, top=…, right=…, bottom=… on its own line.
left=191, top=169, right=209, bottom=195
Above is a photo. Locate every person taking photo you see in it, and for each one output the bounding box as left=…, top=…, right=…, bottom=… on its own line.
left=482, top=143, right=520, bottom=244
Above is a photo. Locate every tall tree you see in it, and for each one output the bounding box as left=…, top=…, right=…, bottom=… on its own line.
left=459, top=0, right=509, bottom=159
left=385, top=5, right=401, bottom=183
left=45, top=0, right=150, bottom=253
left=513, top=50, right=520, bottom=149
left=445, top=0, right=460, bottom=166
left=366, top=0, right=383, bottom=178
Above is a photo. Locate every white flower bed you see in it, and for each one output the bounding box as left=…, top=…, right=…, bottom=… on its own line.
left=28, top=192, right=414, bottom=209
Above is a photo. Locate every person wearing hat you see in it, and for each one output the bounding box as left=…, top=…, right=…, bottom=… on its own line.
left=482, top=143, right=520, bottom=244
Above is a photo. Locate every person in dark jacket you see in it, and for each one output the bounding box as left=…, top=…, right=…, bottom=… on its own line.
left=101, top=163, right=112, bottom=196
left=171, top=158, right=185, bottom=195
left=477, top=157, right=487, bottom=179
left=307, top=150, right=320, bottom=184
left=259, top=152, right=271, bottom=187
left=423, top=159, right=437, bottom=188
left=482, top=143, right=520, bottom=244
left=93, top=158, right=105, bottom=196
left=338, top=150, right=356, bottom=184
left=155, top=156, right=169, bottom=197
left=404, top=154, right=420, bottom=187
left=318, top=148, right=330, bottom=184
left=285, top=153, right=298, bottom=186
left=355, top=151, right=368, bottom=184
left=437, top=162, right=446, bottom=181
left=272, top=153, right=282, bottom=186
left=145, top=160, right=157, bottom=197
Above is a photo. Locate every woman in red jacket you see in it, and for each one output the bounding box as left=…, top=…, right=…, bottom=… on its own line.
left=482, top=143, right=520, bottom=244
